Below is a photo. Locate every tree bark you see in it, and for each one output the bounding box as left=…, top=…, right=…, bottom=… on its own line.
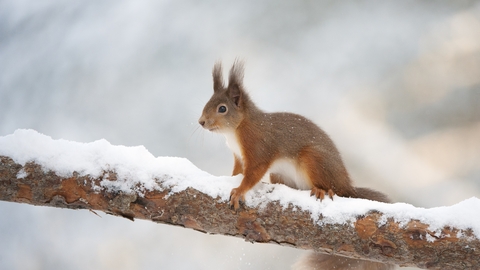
left=0, top=155, right=478, bottom=269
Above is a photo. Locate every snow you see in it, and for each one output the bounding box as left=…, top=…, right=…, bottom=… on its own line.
left=1, top=129, right=479, bottom=240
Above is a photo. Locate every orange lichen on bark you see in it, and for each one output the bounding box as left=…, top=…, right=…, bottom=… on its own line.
left=355, top=215, right=379, bottom=239
left=16, top=184, right=33, bottom=202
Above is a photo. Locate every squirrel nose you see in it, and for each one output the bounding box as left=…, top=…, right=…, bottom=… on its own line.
left=199, top=119, right=205, bottom=126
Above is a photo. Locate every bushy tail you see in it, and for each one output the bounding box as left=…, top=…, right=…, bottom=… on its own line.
left=293, top=187, right=395, bottom=270
left=354, top=187, right=391, bottom=203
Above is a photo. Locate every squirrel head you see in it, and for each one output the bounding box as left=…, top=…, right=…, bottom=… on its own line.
left=199, top=61, right=252, bottom=133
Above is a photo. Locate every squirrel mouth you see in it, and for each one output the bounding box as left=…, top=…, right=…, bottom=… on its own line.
left=208, top=127, right=219, bottom=132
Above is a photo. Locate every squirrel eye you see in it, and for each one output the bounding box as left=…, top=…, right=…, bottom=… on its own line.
left=218, top=105, right=227, bottom=113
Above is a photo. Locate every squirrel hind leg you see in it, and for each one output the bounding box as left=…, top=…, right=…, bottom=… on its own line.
left=297, top=147, right=337, bottom=200
left=298, top=146, right=357, bottom=198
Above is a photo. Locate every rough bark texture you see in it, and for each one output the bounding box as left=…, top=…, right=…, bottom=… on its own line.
left=0, top=155, right=478, bottom=269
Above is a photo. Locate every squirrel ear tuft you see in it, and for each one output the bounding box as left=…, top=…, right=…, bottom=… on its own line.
left=228, top=60, right=244, bottom=88
left=213, top=62, right=224, bottom=92
left=228, top=60, right=244, bottom=107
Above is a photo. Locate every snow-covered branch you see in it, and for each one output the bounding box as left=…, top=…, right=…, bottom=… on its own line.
left=1, top=130, right=479, bottom=269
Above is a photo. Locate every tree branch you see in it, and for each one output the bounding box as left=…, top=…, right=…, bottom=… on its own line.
left=0, top=155, right=478, bottom=269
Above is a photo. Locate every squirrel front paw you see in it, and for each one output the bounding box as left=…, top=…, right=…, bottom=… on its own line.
left=229, top=188, right=245, bottom=210
left=310, top=187, right=334, bottom=200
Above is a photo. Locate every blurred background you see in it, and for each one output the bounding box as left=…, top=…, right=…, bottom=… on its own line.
left=1, top=0, right=479, bottom=269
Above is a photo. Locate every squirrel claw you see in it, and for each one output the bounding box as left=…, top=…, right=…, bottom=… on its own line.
left=327, top=189, right=335, bottom=199
left=229, top=188, right=245, bottom=211
left=310, top=187, right=335, bottom=201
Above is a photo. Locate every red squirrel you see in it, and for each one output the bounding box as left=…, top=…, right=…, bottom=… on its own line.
left=199, top=61, right=394, bottom=270
left=199, top=61, right=390, bottom=208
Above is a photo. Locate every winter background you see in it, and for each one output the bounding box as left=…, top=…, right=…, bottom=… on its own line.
left=1, top=1, right=479, bottom=269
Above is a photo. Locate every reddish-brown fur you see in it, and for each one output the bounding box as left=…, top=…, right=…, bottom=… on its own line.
left=199, top=61, right=394, bottom=269
left=199, top=61, right=362, bottom=209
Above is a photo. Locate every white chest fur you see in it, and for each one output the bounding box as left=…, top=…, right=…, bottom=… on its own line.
left=223, top=130, right=242, bottom=158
